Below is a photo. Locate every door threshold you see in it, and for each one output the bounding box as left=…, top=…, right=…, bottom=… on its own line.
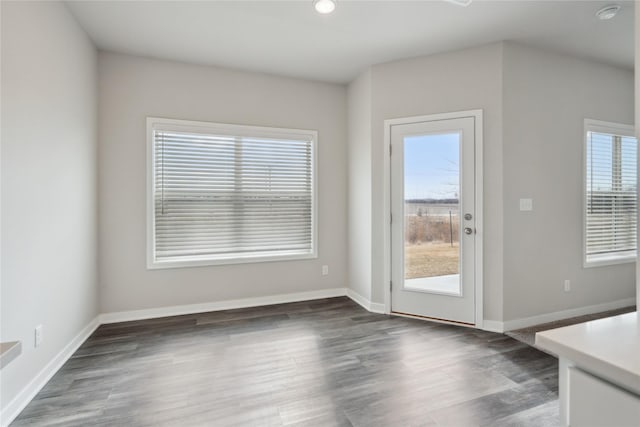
left=391, top=311, right=475, bottom=328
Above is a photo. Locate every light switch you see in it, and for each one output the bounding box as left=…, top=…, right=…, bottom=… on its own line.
left=519, top=198, right=533, bottom=211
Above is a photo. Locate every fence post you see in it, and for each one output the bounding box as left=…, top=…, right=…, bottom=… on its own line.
left=449, top=210, right=453, bottom=247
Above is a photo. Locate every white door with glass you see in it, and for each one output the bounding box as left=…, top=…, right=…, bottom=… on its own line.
left=390, top=114, right=478, bottom=324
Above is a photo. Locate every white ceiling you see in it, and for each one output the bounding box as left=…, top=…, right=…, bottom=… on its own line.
left=65, top=0, right=634, bottom=84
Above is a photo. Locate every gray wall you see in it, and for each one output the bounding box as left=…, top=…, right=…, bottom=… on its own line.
left=347, top=70, right=373, bottom=301
left=636, top=4, right=640, bottom=310
left=348, top=41, right=634, bottom=324
left=98, top=52, right=348, bottom=313
left=1, top=0, right=98, bottom=417
left=502, top=42, right=635, bottom=321
left=369, top=43, right=505, bottom=321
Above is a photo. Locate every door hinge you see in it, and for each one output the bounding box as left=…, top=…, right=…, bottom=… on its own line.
left=390, top=213, right=392, bottom=224
left=389, top=144, right=392, bottom=156
left=390, top=281, right=393, bottom=291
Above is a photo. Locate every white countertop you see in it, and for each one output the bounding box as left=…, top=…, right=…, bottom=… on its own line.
left=535, top=311, right=640, bottom=395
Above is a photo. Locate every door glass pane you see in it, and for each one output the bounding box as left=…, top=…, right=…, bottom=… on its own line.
left=403, top=133, right=461, bottom=296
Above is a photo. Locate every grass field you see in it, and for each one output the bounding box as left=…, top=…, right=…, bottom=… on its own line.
left=405, top=242, right=459, bottom=279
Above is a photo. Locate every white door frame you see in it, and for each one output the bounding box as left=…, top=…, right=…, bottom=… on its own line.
left=383, top=109, right=484, bottom=329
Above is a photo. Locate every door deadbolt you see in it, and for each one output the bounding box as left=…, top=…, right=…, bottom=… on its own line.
left=464, top=213, right=472, bottom=220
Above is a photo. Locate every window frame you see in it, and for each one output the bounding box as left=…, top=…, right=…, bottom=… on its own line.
left=583, top=118, right=637, bottom=268
left=146, top=117, right=318, bottom=269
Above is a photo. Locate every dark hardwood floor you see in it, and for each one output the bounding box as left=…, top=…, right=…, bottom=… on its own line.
left=12, top=297, right=559, bottom=426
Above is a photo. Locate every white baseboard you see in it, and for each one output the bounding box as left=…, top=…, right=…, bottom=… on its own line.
left=502, top=297, right=636, bottom=332
left=482, top=320, right=505, bottom=333
left=100, top=288, right=349, bottom=324
left=370, top=302, right=386, bottom=314
left=1, top=316, right=101, bottom=427
left=346, top=288, right=386, bottom=314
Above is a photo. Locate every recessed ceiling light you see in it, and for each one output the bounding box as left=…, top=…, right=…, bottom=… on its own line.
left=314, top=0, right=336, bottom=15
left=595, top=4, right=621, bottom=20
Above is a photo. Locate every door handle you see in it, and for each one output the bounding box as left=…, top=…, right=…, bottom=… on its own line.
left=464, top=227, right=473, bottom=235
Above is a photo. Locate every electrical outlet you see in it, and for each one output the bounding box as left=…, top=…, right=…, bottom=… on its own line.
left=564, top=280, right=571, bottom=292
left=519, top=198, right=533, bottom=211
left=322, top=265, right=329, bottom=276
left=34, top=325, right=43, bottom=348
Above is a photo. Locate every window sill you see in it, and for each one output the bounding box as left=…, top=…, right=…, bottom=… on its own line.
left=147, top=251, right=317, bottom=270
left=584, top=254, right=637, bottom=268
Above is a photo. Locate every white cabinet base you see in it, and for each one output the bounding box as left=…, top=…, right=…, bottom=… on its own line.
left=536, top=313, right=640, bottom=427
left=567, top=366, right=640, bottom=426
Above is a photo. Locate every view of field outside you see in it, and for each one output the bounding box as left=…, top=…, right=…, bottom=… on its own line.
left=404, top=206, right=460, bottom=279
left=404, top=133, right=460, bottom=280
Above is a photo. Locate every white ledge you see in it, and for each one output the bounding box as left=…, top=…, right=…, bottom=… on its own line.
left=0, top=341, right=22, bottom=369
left=535, top=312, right=640, bottom=395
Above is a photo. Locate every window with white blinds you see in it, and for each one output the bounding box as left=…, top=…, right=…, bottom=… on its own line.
left=584, top=119, right=637, bottom=266
left=147, top=118, right=317, bottom=268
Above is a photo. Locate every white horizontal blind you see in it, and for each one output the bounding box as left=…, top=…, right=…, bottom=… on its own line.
left=585, top=131, right=637, bottom=263
left=152, top=125, right=314, bottom=265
